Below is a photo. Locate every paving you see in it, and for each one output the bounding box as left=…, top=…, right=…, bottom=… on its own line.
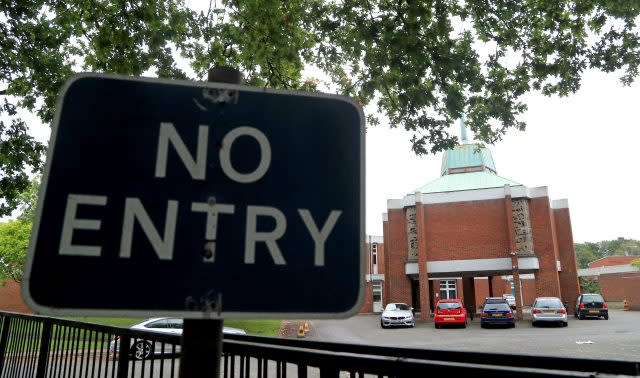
left=307, top=309, right=640, bottom=361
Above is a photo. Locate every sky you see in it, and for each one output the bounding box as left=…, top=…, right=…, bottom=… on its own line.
left=364, top=68, right=640, bottom=243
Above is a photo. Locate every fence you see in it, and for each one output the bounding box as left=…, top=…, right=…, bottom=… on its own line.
left=1, top=311, right=639, bottom=377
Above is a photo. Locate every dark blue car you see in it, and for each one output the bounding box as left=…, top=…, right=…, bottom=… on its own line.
left=480, top=302, right=515, bottom=328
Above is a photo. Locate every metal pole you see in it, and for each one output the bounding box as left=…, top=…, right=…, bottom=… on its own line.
left=179, top=319, right=224, bottom=377
left=179, top=66, right=244, bottom=378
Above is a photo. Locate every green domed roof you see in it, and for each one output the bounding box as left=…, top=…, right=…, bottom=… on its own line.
left=440, top=144, right=497, bottom=176
left=410, top=143, right=521, bottom=194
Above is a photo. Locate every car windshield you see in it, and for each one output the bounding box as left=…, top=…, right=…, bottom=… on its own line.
left=386, top=304, right=410, bottom=311
left=534, top=299, right=562, bottom=308
left=582, top=295, right=604, bottom=303
left=437, top=302, right=461, bottom=310
left=484, top=303, right=511, bottom=311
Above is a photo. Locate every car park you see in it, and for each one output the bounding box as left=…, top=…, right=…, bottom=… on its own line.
left=480, top=301, right=515, bottom=328
left=434, top=299, right=467, bottom=328
left=531, top=297, right=568, bottom=327
left=380, top=303, right=415, bottom=328
left=575, top=293, right=609, bottom=320
left=502, top=294, right=516, bottom=309
left=110, top=318, right=246, bottom=359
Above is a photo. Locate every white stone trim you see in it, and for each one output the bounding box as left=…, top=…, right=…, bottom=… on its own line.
left=511, top=186, right=549, bottom=199
left=387, top=199, right=404, bottom=210
left=365, top=274, right=385, bottom=282
left=382, top=213, right=388, bottom=222
left=551, top=199, right=569, bottom=209
left=428, top=277, right=461, bottom=280
left=368, top=235, right=384, bottom=243
left=421, top=187, right=506, bottom=204
left=557, top=260, right=562, bottom=271
left=578, top=264, right=640, bottom=277
left=405, top=262, right=419, bottom=275
left=427, top=257, right=539, bottom=274
left=388, top=185, right=550, bottom=209
left=502, top=274, right=535, bottom=280
left=473, top=277, right=489, bottom=280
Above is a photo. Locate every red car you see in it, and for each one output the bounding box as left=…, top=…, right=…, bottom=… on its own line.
left=434, top=299, right=467, bottom=328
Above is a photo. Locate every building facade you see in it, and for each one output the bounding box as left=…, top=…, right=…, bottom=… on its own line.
left=579, top=256, right=640, bottom=308
left=373, top=140, right=580, bottom=319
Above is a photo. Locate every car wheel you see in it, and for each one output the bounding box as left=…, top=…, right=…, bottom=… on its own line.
left=462, top=322, right=466, bottom=329
left=562, top=322, right=568, bottom=327
left=604, top=314, right=609, bottom=320
left=380, top=321, right=386, bottom=329
left=480, top=323, right=486, bottom=329
left=578, top=314, right=584, bottom=320
left=131, top=340, right=152, bottom=360
left=510, top=323, right=516, bottom=328
left=435, top=323, right=440, bottom=329
left=532, top=321, right=537, bottom=327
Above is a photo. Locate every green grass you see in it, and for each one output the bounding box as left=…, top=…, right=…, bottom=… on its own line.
left=67, top=317, right=281, bottom=337
left=67, top=317, right=144, bottom=328
left=223, top=320, right=281, bottom=337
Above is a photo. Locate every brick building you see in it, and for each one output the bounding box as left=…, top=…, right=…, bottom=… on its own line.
left=579, top=256, right=640, bottom=308
left=366, top=133, right=580, bottom=319
left=0, top=279, right=31, bottom=313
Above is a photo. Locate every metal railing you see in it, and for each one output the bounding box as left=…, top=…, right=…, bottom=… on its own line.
left=1, top=311, right=639, bottom=377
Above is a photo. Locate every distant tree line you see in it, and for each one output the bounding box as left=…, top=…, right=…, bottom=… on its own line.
left=575, top=238, right=640, bottom=269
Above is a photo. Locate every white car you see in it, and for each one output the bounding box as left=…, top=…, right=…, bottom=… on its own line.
left=110, top=318, right=246, bottom=359
left=380, top=303, right=414, bottom=328
left=502, top=294, right=516, bottom=309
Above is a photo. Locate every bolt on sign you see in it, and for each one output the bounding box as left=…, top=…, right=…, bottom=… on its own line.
left=23, top=74, right=364, bottom=319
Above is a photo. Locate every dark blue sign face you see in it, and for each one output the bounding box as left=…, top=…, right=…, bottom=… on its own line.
left=23, top=74, right=364, bottom=318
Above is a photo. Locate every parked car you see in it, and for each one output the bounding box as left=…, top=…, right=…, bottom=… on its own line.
left=380, top=303, right=415, bottom=328
left=502, top=294, right=516, bottom=310
left=434, top=299, right=467, bottom=328
left=110, top=318, right=247, bottom=360
left=480, top=301, right=515, bottom=328
left=575, top=293, right=609, bottom=320
left=531, top=297, right=568, bottom=327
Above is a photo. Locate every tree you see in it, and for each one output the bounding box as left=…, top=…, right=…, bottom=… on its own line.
left=2, top=1, right=639, bottom=208
left=632, top=259, right=640, bottom=269
left=15, top=176, right=40, bottom=223
left=574, top=242, right=602, bottom=269
left=0, top=220, right=32, bottom=284
left=606, top=237, right=640, bottom=256
left=580, top=277, right=600, bottom=294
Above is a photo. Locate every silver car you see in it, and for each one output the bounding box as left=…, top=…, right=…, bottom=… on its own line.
left=531, top=297, right=568, bottom=327
left=110, top=318, right=246, bottom=359
left=380, top=303, right=415, bottom=328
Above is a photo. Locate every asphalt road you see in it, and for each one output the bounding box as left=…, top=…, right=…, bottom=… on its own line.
left=310, top=309, right=640, bottom=361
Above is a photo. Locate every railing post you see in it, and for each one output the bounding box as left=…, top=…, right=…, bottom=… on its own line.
left=35, top=321, right=52, bottom=378
left=117, top=335, right=131, bottom=378
left=0, top=316, right=11, bottom=375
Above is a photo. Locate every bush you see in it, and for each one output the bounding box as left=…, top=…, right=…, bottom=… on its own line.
left=580, top=278, right=600, bottom=294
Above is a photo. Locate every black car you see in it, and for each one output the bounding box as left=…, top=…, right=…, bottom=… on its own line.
left=480, top=301, right=515, bottom=328
left=574, top=293, right=608, bottom=320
